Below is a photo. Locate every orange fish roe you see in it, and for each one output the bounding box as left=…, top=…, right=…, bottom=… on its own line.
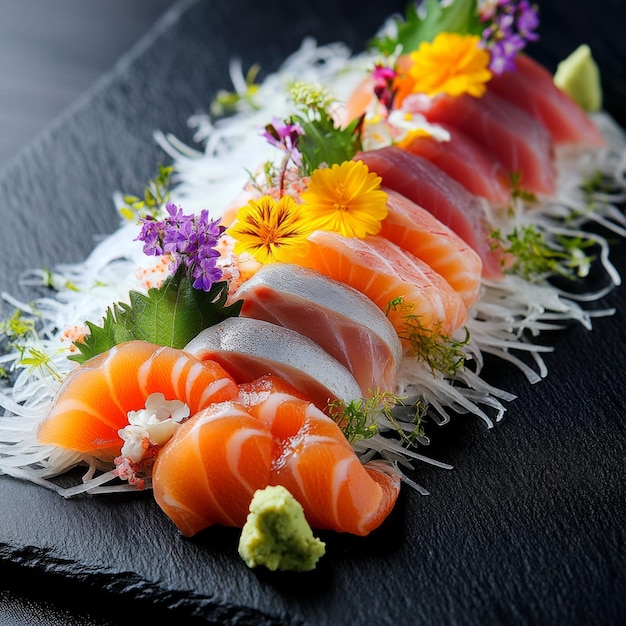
left=134, top=254, right=174, bottom=291
left=59, top=324, right=89, bottom=353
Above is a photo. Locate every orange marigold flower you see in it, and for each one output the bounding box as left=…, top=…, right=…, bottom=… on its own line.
left=394, top=32, right=492, bottom=103
left=227, top=195, right=313, bottom=265
left=300, top=160, right=388, bottom=239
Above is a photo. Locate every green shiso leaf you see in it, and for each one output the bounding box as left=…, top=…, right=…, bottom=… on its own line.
left=69, top=266, right=242, bottom=365
left=371, top=0, right=483, bottom=55
left=296, top=116, right=362, bottom=173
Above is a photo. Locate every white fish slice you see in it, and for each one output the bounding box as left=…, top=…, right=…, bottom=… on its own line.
left=184, top=317, right=362, bottom=410
left=233, top=263, right=402, bottom=396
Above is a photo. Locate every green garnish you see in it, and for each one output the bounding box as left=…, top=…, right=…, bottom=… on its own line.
left=19, top=347, right=63, bottom=382
left=328, top=390, right=426, bottom=448
left=371, top=0, right=482, bottom=55
left=386, top=296, right=469, bottom=377
left=0, top=309, right=37, bottom=348
left=288, top=81, right=362, bottom=173
left=491, top=224, right=596, bottom=282
left=119, top=164, right=173, bottom=221
left=69, top=266, right=242, bottom=365
left=211, top=63, right=261, bottom=117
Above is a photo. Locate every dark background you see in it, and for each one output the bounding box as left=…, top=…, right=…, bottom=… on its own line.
left=0, top=1, right=625, bottom=625
left=0, top=0, right=175, bottom=170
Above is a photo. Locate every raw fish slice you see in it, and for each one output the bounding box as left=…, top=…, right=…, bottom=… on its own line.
left=234, top=263, right=403, bottom=395
left=241, top=378, right=402, bottom=536
left=357, top=147, right=504, bottom=279
left=37, top=341, right=239, bottom=457
left=184, top=317, right=362, bottom=410
left=402, top=124, right=512, bottom=206
left=293, top=230, right=467, bottom=344
left=488, top=54, right=605, bottom=148
left=152, top=401, right=274, bottom=535
left=380, top=188, right=483, bottom=308
left=406, top=91, right=556, bottom=195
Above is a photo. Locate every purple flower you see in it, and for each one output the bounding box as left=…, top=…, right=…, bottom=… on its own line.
left=191, top=256, right=223, bottom=291
left=480, top=0, right=540, bottom=74
left=135, top=203, right=225, bottom=292
left=261, top=118, right=304, bottom=166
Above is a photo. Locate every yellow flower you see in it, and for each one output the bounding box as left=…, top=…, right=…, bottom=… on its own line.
left=394, top=33, right=492, bottom=102
left=300, top=161, right=388, bottom=239
left=227, top=195, right=313, bottom=265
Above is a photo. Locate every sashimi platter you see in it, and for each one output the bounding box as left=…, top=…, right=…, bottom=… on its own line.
left=1, top=0, right=625, bottom=580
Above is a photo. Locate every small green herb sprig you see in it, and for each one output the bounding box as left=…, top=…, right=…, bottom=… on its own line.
left=119, top=164, right=173, bottom=221
left=211, top=64, right=261, bottom=117
left=328, top=390, right=425, bottom=447
left=386, top=296, right=469, bottom=377
left=0, top=307, right=63, bottom=381
left=491, top=224, right=595, bottom=282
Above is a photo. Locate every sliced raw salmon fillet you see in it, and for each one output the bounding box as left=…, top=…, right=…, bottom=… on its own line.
left=380, top=188, right=483, bottom=308
left=406, top=91, right=556, bottom=195
left=241, top=378, right=402, bottom=536
left=37, top=341, right=239, bottom=457
left=402, top=124, right=512, bottom=206
left=487, top=54, right=605, bottom=148
left=292, top=229, right=467, bottom=345
left=234, top=263, right=403, bottom=396
left=357, top=147, right=504, bottom=279
left=184, top=317, right=362, bottom=411
left=152, top=401, right=274, bottom=535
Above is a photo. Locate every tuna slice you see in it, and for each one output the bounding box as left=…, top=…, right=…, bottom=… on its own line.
left=402, top=123, right=512, bottom=206
left=406, top=91, right=556, bottom=195
left=487, top=54, right=605, bottom=148
left=357, top=147, right=504, bottom=279
left=380, top=188, right=483, bottom=309
left=184, top=317, right=362, bottom=410
left=292, top=229, right=468, bottom=345
left=234, top=263, right=402, bottom=396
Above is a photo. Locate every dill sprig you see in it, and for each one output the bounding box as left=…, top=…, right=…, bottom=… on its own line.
left=328, top=390, right=423, bottom=446
left=119, top=164, right=173, bottom=221
left=0, top=309, right=38, bottom=348
left=491, top=224, right=595, bottom=282
left=385, top=296, right=469, bottom=377
left=18, top=346, right=63, bottom=382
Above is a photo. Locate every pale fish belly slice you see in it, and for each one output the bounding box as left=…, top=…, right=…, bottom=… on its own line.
left=292, top=229, right=468, bottom=348
left=184, top=317, right=363, bottom=411
left=233, top=263, right=403, bottom=397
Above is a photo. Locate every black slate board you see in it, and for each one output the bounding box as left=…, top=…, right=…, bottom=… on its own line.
left=1, top=1, right=626, bottom=624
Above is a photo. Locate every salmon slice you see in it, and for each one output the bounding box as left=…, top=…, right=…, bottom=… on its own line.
left=356, top=147, right=504, bottom=279
left=292, top=230, right=467, bottom=346
left=241, top=378, right=402, bottom=536
left=487, top=54, right=605, bottom=148
left=152, top=401, right=274, bottom=535
left=234, top=263, right=403, bottom=396
left=406, top=91, right=556, bottom=195
left=184, top=317, right=363, bottom=411
left=37, top=341, right=239, bottom=457
left=380, top=188, right=483, bottom=309
left=402, top=124, right=512, bottom=206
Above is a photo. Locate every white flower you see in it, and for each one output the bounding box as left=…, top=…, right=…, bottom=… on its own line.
left=118, top=392, right=190, bottom=463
